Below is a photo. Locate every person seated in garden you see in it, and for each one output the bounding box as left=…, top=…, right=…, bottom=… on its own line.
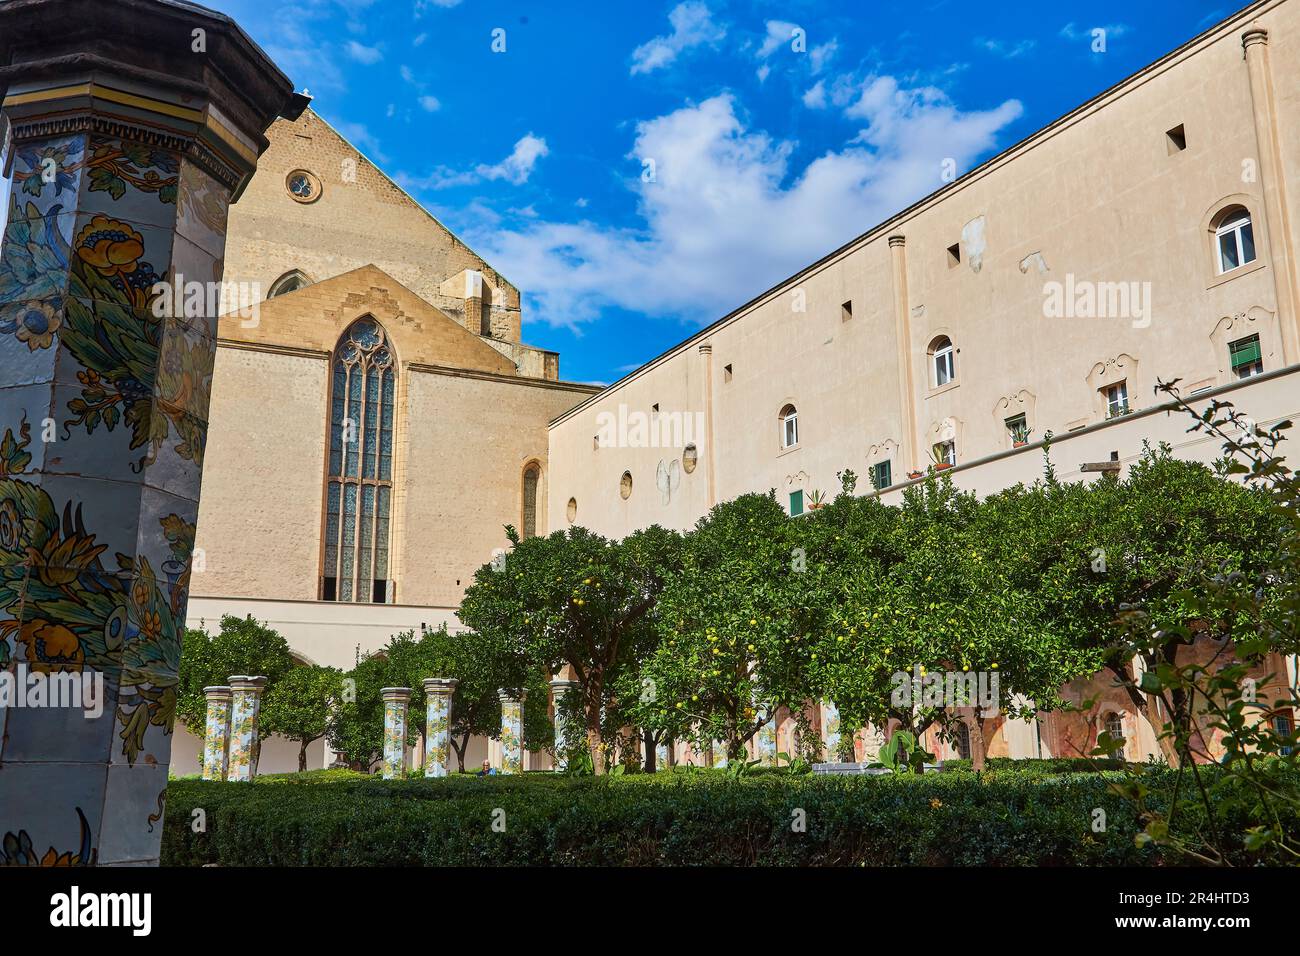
left=478, top=759, right=497, bottom=776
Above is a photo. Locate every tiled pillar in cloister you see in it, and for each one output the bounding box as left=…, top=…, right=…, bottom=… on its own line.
left=421, top=678, right=456, bottom=778
left=499, top=690, right=525, bottom=774
left=820, top=701, right=842, bottom=761
left=226, top=676, right=267, bottom=782
left=382, top=687, right=411, bottom=779
left=201, top=685, right=232, bottom=781
left=0, top=0, right=298, bottom=864
left=548, top=677, right=578, bottom=770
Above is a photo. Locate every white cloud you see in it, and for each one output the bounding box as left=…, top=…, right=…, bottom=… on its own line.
left=418, top=95, right=441, bottom=112
left=331, top=118, right=390, bottom=165
left=756, top=64, right=771, bottom=83
left=810, top=39, right=838, bottom=74
left=345, top=40, right=384, bottom=64
left=481, top=134, right=549, bottom=184
left=977, top=37, right=1036, bottom=58
left=400, top=64, right=417, bottom=84
left=757, top=20, right=799, bottom=59
left=630, top=1, right=726, bottom=75
left=802, top=80, right=827, bottom=109
left=576, top=197, right=590, bottom=208
left=398, top=134, right=550, bottom=190
left=462, top=86, right=1022, bottom=331
left=413, top=32, right=428, bottom=46
left=415, top=0, right=461, bottom=13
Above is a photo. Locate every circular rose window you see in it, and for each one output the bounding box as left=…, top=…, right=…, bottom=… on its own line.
left=286, top=169, right=321, bottom=203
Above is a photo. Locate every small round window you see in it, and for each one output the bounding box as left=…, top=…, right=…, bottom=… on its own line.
left=286, top=169, right=321, bottom=203
left=682, top=444, right=698, bottom=474
left=619, top=471, right=633, bottom=499
left=566, top=497, right=578, bottom=523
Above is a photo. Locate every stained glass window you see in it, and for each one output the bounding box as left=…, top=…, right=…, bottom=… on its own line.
left=323, top=317, right=396, bottom=603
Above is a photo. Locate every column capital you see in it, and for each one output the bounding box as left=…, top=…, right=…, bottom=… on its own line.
left=382, top=686, right=413, bottom=702
left=888, top=234, right=907, bottom=249
left=498, top=688, right=527, bottom=703
left=697, top=342, right=712, bottom=355
left=229, top=675, right=267, bottom=692
left=0, top=0, right=305, bottom=196
left=549, top=678, right=580, bottom=691
left=421, top=677, right=458, bottom=695
left=203, top=685, right=232, bottom=700
left=1242, top=26, right=1269, bottom=51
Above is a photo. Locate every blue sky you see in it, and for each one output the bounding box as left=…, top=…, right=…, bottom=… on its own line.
left=199, top=0, right=1248, bottom=385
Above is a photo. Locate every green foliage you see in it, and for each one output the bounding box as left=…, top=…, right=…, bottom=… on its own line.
left=1089, top=384, right=1300, bottom=864
left=634, top=492, right=811, bottom=760
left=161, top=764, right=1298, bottom=866
left=260, top=665, right=344, bottom=772
left=458, top=523, right=682, bottom=772
left=176, top=615, right=296, bottom=737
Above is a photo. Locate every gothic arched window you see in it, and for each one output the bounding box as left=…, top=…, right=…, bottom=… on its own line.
left=322, top=317, right=396, bottom=603
left=521, top=463, right=540, bottom=539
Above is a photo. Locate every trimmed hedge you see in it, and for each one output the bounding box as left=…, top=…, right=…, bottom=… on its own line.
left=160, top=762, right=1287, bottom=866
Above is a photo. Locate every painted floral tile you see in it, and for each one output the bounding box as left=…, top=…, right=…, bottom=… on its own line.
left=131, top=485, right=198, bottom=587
left=0, top=762, right=106, bottom=866
left=139, top=406, right=206, bottom=501
left=0, top=207, right=76, bottom=304
left=4, top=560, right=134, bottom=668
left=154, top=317, right=214, bottom=424
left=175, top=161, right=230, bottom=260
left=69, top=211, right=176, bottom=315
left=0, top=298, right=65, bottom=386
left=4, top=135, right=87, bottom=223
left=97, top=762, right=170, bottom=864
left=77, top=136, right=181, bottom=231
left=0, top=385, right=53, bottom=480
left=33, top=474, right=146, bottom=578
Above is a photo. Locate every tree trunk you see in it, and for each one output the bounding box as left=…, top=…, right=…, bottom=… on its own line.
left=643, top=728, right=656, bottom=773
left=971, top=717, right=991, bottom=773
left=450, top=734, right=469, bottom=773
left=298, top=739, right=308, bottom=773
left=585, top=696, right=604, bottom=775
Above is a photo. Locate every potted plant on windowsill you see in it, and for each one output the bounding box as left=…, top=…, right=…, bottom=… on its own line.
left=806, top=489, right=828, bottom=510
left=1010, top=421, right=1032, bottom=448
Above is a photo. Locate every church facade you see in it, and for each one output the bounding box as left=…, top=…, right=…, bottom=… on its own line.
left=179, top=0, right=1300, bottom=773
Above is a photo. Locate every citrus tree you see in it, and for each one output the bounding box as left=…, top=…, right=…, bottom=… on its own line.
left=458, top=524, right=682, bottom=773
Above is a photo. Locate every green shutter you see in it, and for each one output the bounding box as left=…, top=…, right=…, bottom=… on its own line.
left=789, top=490, right=804, bottom=516
left=1230, top=335, right=1262, bottom=369
left=872, top=461, right=892, bottom=489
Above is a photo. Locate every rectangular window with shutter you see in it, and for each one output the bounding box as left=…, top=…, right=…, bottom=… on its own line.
left=789, top=490, right=804, bottom=516
left=1229, top=334, right=1263, bottom=379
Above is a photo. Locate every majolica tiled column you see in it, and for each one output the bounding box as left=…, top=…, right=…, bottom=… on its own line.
left=821, top=701, right=842, bottom=761
left=382, top=687, right=411, bottom=779
left=0, top=0, right=298, bottom=864
left=422, top=678, right=456, bottom=777
left=548, top=677, right=578, bottom=770
left=226, top=676, right=267, bottom=782
left=201, top=685, right=232, bottom=781
left=499, top=689, right=525, bottom=774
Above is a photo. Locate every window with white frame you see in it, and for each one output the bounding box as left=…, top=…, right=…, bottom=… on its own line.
left=1105, top=381, right=1130, bottom=419
left=780, top=404, right=799, bottom=448
left=1215, top=208, right=1257, bottom=274
left=931, top=336, right=955, bottom=387
left=933, top=440, right=956, bottom=467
